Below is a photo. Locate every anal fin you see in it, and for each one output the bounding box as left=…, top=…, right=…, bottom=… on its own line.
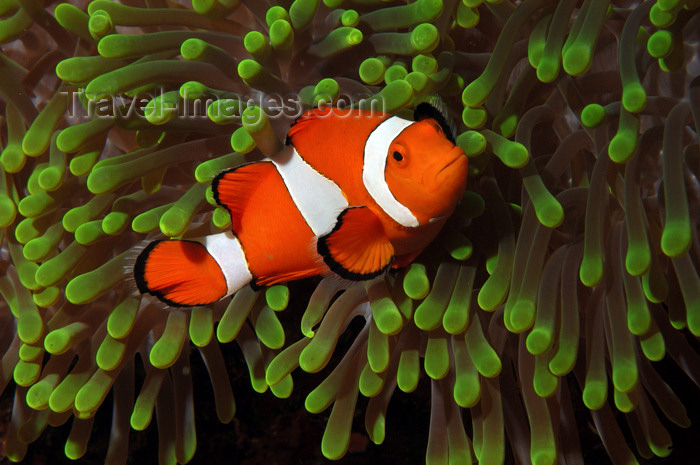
left=317, top=207, right=394, bottom=280
left=134, top=240, right=229, bottom=306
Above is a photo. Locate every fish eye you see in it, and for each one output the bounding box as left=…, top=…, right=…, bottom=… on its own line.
left=392, top=151, right=404, bottom=162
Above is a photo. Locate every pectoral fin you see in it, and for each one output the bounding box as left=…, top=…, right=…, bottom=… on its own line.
left=317, top=207, right=394, bottom=280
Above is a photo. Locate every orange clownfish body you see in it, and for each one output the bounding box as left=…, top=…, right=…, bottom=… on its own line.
left=134, top=105, right=468, bottom=306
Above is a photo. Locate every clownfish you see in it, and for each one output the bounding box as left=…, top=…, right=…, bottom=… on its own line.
left=134, top=103, right=468, bottom=307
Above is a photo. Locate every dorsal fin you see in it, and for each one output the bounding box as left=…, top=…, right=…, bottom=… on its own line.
left=212, top=162, right=276, bottom=232
left=286, top=107, right=334, bottom=145
left=414, top=97, right=456, bottom=144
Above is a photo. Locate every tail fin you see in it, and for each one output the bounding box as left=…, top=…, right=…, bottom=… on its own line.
left=134, top=240, right=229, bottom=307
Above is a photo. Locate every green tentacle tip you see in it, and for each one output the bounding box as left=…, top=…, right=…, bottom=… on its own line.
left=89, top=11, right=114, bottom=40
left=44, top=325, right=81, bottom=355
left=179, top=81, right=213, bottom=100
left=144, top=91, right=179, bottom=125
left=403, top=263, right=430, bottom=300
left=26, top=378, right=56, bottom=410
left=622, top=82, right=647, bottom=113
left=231, top=127, right=256, bottom=153
left=189, top=307, right=214, bottom=347
left=649, top=3, right=676, bottom=28
left=509, top=299, right=536, bottom=333
left=526, top=328, right=552, bottom=355
left=649, top=442, right=673, bottom=459
left=269, top=19, right=294, bottom=51
left=33, top=286, right=60, bottom=308
left=1, top=145, right=25, bottom=173
left=241, top=105, right=267, bottom=132
left=180, top=38, right=212, bottom=62
left=266, top=5, right=290, bottom=27
left=254, top=305, right=285, bottom=349
left=404, top=71, right=430, bottom=94
left=159, top=188, right=206, bottom=237
left=212, top=207, right=231, bottom=228
left=477, top=275, right=505, bottom=311
left=192, top=0, right=237, bottom=17
left=149, top=312, right=187, bottom=369
left=456, top=131, right=486, bottom=157
left=647, top=30, right=672, bottom=58
left=54, top=3, right=91, bottom=37
left=562, top=43, right=593, bottom=76
left=0, top=195, right=17, bottom=227
left=238, top=59, right=264, bottom=84
left=447, top=234, right=472, bottom=261
left=494, top=113, right=518, bottom=138
left=462, top=79, right=489, bottom=108
left=341, top=9, right=359, bottom=27
left=411, top=54, right=437, bottom=75
left=410, top=23, right=439, bottom=54
left=608, top=131, right=638, bottom=163
left=244, top=31, right=271, bottom=59
left=579, top=255, right=603, bottom=287
left=371, top=298, right=403, bottom=335
left=533, top=195, right=564, bottom=229
left=531, top=449, right=556, bottom=465
left=424, top=337, right=450, bottom=380
left=367, top=79, right=413, bottom=113
left=266, top=285, right=289, bottom=311
left=17, top=312, right=44, bottom=345
left=384, top=64, right=407, bottom=84
left=312, top=78, right=340, bottom=106
left=582, top=380, right=607, bottom=410
left=461, top=106, right=487, bottom=129
left=14, top=360, right=41, bottom=387
left=536, top=56, right=560, bottom=83
left=397, top=349, right=419, bottom=392
left=97, top=335, right=126, bottom=370
left=661, top=223, right=691, bottom=257
left=57, top=118, right=112, bottom=153
left=657, top=0, right=681, bottom=10
left=70, top=150, right=101, bottom=176
left=581, top=104, right=606, bottom=128
left=209, top=99, right=243, bottom=124
left=359, top=58, right=387, bottom=85
left=310, top=27, right=363, bottom=58
left=500, top=141, right=529, bottom=169
left=456, top=3, right=479, bottom=28
left=108, top=296, right=140, bottom=339
left=102, top=212, right=129, bottom=235
left=612, top=362, right=638, bottom=394
left=64, top=439, right=87, bottom=461
left=360, top=364, right=384, bottom=398
left=626, top=248, right=651, bottom=277
left=65, top=255, right=124, bottom=304
left=641, top=331, right=665, bottom=362
left=20, top=345, right=43, bottom=364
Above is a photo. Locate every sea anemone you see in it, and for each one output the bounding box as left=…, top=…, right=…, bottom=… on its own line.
left=1, top=0, right=699, bottom=464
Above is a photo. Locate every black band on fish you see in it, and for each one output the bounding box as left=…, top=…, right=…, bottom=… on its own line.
left=414, top=101, right=456, bottom=144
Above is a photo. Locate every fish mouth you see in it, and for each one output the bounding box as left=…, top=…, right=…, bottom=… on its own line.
left=436, top=149, right=468, bottom=181
left=439, top=155, right=464, bottom=174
